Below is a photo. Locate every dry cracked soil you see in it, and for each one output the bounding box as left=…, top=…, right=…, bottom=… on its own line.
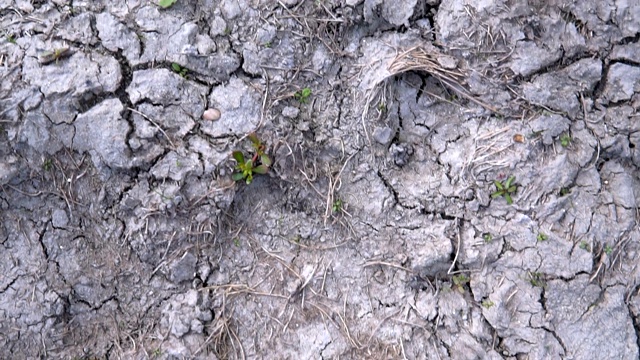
left=1, top=0, right=640, bottom=359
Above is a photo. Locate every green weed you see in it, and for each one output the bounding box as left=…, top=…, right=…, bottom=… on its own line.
left=332, top=198, right=343, bottom=213
left=158, top=0, right=177, bottom=8
left=171, top=63, right=188, bottom=77
left=482, top=233, right=493, bottom=243
left=579, top=241, right=591, bottom=251
left=43, top=159, right=53, bottom=171
left=232, top=133, right=272, bottom=185
left=295, top=87, right=312, bottom=104
left=482, top=300, right=495, bottom=308
left=452, top=274, right=470, bottom=293
left=528, top=272, right=545, bottom=287
left=560, top=133, right=571, bottom=147
left=604, top=244, right=613, bottom=256
left=537, top=233, right=548, bottom=242
left=491, top=176, right=517, bottom=205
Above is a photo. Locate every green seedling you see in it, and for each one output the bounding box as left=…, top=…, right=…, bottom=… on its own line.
left=233, top=238, right=240, bottom=247
left=6, top=34, right=16, bottom=44
left=537, top=233, right=548, bottom=242
left=295, top=87, right=312, bottom=104
left=452, top=274, right=470, bottom=293
left=579, top=241, right=591, bottom=251
left=559, top=187, right=571, bottom=196
left=43, top=159, right=53, bottom=171
left=482, top=300, right=495, bottom=309
left=332, top=199, right=343, bottom=213
left=232, top=133, right=272, bottom=185
left=158, top=0, right=177, bottom=8
left=528, top=272, right=545, bottom=287
left=224, top=27, right=232, bottom=35
left=604, top=244, right=613, bottom=256
left=39, top=47, right=73, bottom=65
left=491, top=175, right=517, bottom=205
left=377, top=102, right=386, bottom=112
left=263, top=41, right=272, bottom=48
left=482, top=233, right=493, bottom=243
left=560, top=133, right=571, bottom=147
left=171, top=63, right=188, bottom=77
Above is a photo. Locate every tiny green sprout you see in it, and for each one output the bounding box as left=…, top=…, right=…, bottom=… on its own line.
left=528, top=272, right=545, bottom=287
left=332, top=199, right=343, bottom=213
left=171, top=63, right=188, bottom=77
left=295, top=87, right=312, bottom=104
left=232, top=133, right=272, bottom=184
left=152, top=348, right=162, bottom=357
left=579, top=241, right=591, bottom=251
left=482, top=300, right=495, bottom=309
left=263, top=41, right=272, bottom=48
left=43, top=159, right=53, bottom=171
left=6, top=34, right=16, bottom=44
left=559, top=187, right=571, bottom=196
left=224, top=27, right=232, bottom=35
left=604, top=244, right=613, bottom=256
left=482, top=233, right=493, bottom=243
left=158, top=0, right=177, bottom=8
left=233, top=238, right=240, bottom=247
left=377, top=102, right=386, bottom=112
left=452, top=274, right=470, bottom=293
left=537, top=233, right=548, bottom=242
left=560, top=133, right=571, bottom=147
left=491, top=175, right=517, bottom=205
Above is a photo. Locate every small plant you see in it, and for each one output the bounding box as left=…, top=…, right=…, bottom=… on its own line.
left=171, top=63, right=188, bottom=77
left=263, top=41, right=272, bottom=48
left=604, top=244, right=613, bottom=256
left=559, top=187, right=571, bottom=196
left=6, top=34, right=16, bottom=44
left=560, top=133, right=571, bottom=147
left=528, top=272, right=545, bottom=287
left=377, top=102, right=386, bottom=112
left=158, top=0, right=177, bottom=8
left=482, top=300, right=495, bottom=308
left=224, top=27, right=232, bottom=35
left=537, top=233, right=548, bottom=242
left=295, top=87, right=312, bottom=104
left=332, top=198, right=343, bottom=213
left=43, top=159, right=53, bottom=171
left=233, top=238, right=241, bottom=247
left=491, top=175, right=517, bottom=205
left=579, top=241, right=591, bottom=251
left=232, top=133, right=272, bottom=184
left=452, top=274, right=470, bottom=293
left=38, top=47, right=72, bottom=65
left=482, top=233, right=493, bottom=243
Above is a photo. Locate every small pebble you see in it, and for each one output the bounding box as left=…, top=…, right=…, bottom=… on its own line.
left=202, top=108, right=221, bottom=121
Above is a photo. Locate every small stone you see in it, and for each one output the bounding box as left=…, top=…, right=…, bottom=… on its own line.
left=373, top=126, right=394, bottom=145
left=52, top=209, right=69, bottom=228
left=203, top=108, right=221, bottom=121
left=282, top=106, right=300, bottom=119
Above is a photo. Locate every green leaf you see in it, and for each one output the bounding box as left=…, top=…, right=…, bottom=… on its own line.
left=507, top=186, right=517, bottom=193
left=171, top=62, right=181, bottom=72
left=232, top=151, right=245, bottom=163
left=491, top=191, right=502, bottom=198
left=260, top=154, right=272, bottom=167
left=232, top=172, right=245, bottom=181
left=505, top=176, right=515, bottom=188
left=494, top=181, right=504, bottom=191
left=505, top=193, right=513, bottom=205
left=247, top=133, right=260, bottom=145
left=253, top=165, right=269, bottom=174
left=245, top=159, right=253, bottom=169
left=158, top=0, right=177, bottom=8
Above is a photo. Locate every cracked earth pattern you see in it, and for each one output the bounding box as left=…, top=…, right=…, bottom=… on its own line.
left=1, top=0, right=640, bottom=359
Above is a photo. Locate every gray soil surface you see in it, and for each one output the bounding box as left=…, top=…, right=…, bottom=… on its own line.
left=1, top=0, right=640, bottom=359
